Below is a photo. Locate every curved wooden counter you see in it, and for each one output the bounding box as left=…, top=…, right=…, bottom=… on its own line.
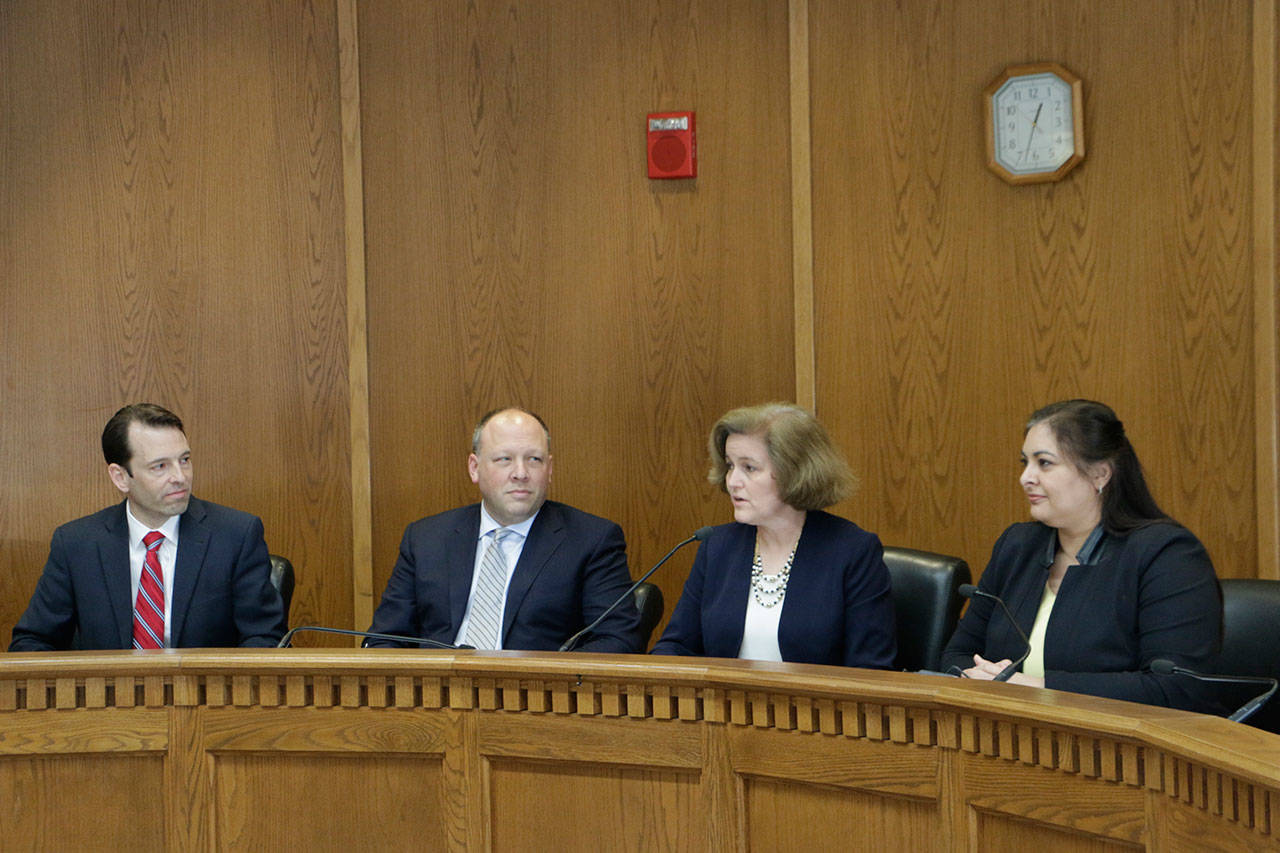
left=0, top=649, right=1275, bottom=850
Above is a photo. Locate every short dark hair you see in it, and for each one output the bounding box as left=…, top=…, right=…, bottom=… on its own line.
left=707, top=403, right=857, bottom=511
left=471, top=407, right=550, bottom=453
left=1026, top=399, right=1172, bottom=534
left=102, top=403, right=185, bottom=474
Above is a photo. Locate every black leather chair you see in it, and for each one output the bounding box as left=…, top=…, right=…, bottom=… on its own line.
left=1218, top=578, right=1280, bottom=734
left=633, top=581, right=665, bottom=648
left=883, top=546, right=971, bottom=672
left=268, top=554, right=295, bottom=624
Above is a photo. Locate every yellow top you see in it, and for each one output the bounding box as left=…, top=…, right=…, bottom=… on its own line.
left=1022, top=583, right=1058, bottom=678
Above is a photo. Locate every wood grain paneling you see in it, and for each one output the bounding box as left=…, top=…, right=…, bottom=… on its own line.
left=790, top=0, right=817, bottom=410
left=972, top=810, right=1141, bottom=852
left=212, top=753, right=448, bottom=849
left=1253, top=0, right=1279, bottom=578
left=2, top=0, right=1277, bottom=654
left=3, top=651, right=1274, bottom=850
left=961, top=754, right=1147, bottom=844
left=0, top=755, right=166, bottom=848
left=337, top=0, right=377, bottom=633
left=744, top=777, right=939, bottom=851
left=359, top=0, right=795, bottom=638
left=489, top=761, right=701, bottom=850
left=810, top=0, right=1262, bottom=579
left=0, top=0, right=352, bottom=641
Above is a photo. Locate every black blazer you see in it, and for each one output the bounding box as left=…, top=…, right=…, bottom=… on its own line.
left=367, top=501, right=643, bottom=653
left=940, top=521, right=1223, bottom=713
left=10, top=497, right=286, bottom=651
left=650, top=511, right=897, bottom=668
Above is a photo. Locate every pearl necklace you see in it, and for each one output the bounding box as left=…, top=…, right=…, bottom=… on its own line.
left=750, top=545, right=796, bottom=608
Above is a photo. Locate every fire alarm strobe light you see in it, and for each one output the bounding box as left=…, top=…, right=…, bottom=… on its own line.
left=647, top=111, right=696, bottom=179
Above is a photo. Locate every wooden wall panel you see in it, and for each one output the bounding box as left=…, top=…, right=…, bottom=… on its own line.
left=810, top=0, right=1263, bottom=579
left=960, top=753, right=1147, bottom=843
left=744, top=778, right=939, bottom=851
left=0, top=650, right=1277, bottom=850
left=972, top=812, right=1141, bottom=853
left=0, top=755, right=166, bottom=848
left=1, top=0, right=1276, bottom=652
left=359, top=0, right=795, bottom=632
left=212, top=754, right=448, bottom=849
left=0, top=1, right=352, bottom=641
left=488, top=761, right=701, bottom=849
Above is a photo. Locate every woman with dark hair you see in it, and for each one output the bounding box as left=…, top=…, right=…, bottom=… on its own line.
left=651, top=403, right=896, bottom=667
left=940, top=399, right=1222, bottom=712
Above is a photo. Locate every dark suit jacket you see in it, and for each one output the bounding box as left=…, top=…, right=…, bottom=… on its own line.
left=650, top=511, right=897, bottom=668
left=366, top=501, right=643, bottom=653
left=9, top=497, right=287, bottom=651
left=940, top=521, right=1223, bottom=713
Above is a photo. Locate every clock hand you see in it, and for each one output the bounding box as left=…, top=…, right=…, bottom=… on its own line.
left=1015, top=104, right=1040, bottom=125
left=1021, top=102, right=1043, bottom=163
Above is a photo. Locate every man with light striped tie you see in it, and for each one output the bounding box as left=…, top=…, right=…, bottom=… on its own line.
left=10, top=403, right=286, bottom=651
left=366, top=407, right=643, bottom=652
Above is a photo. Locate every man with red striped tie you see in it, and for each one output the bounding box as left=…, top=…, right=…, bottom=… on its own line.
left=10, top=403, right=286, bottom=651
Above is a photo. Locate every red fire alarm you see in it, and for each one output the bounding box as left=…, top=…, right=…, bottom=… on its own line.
left=647, top=111, right=696, bottom=179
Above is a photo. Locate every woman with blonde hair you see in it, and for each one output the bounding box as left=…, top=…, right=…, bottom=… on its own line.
left=652, top=403, right=896, bottom=667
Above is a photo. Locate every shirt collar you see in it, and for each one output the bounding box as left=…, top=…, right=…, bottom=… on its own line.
left=1043, top=523, right=1107, bottom=565
left=477, top=503, right=538, bottom=541
left=125, top=502, right=182, bottom=549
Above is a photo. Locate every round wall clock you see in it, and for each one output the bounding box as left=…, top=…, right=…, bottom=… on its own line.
left=984, top=62, right=1084, bottom=185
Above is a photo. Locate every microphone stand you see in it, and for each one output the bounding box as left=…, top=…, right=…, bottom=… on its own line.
left=559, top=527, right=712, bottom=652
left=957, top=583, right=1030, bottom=682
left=1150, top=658, right=1278, bottom=723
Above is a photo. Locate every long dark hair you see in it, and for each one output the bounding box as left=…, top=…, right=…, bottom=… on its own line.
left=1026, top=399, right=1173, bottom=534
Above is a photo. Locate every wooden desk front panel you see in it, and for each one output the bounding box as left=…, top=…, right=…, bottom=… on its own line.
left=0, top=651, right=1274, bottom=851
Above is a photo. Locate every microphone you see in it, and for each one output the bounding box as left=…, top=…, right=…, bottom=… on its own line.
left=957, top=583, right=1031, bottom=682
left=1150, top=658, right=1278, bottom=723
left=277, top=625, right=472, bottom=650
left=558, top=526, right=713, bottom=652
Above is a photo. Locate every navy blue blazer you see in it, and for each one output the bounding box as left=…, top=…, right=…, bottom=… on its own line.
left=367, top=501, right=643, bottom=653
left=940, top=521, right=1223, bottom=713
left=650, top=511, right=897, bottom=668
left=9, top=497, right=287, bottom=651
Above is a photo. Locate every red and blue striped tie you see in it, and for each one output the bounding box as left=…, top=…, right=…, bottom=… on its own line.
left=132, top=531, right=166, bottom=649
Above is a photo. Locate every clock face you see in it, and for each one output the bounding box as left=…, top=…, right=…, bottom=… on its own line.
left=991, top=72, right=1077, bottom=175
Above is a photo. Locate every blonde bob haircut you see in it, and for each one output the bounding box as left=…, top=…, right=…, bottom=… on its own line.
left=707, top=403, right=858, bottom=511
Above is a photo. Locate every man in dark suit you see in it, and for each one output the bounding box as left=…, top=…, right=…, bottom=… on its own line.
left=366, top=407, right=642, bottom=652
left=9, top=404, right=286, bottom=651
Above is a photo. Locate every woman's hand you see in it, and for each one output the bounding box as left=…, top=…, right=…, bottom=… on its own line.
left=962, top=654, right=1045, bottom=687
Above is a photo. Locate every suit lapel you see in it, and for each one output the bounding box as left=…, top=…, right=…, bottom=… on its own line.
left=502, top=504, right=564, bottom=641
left=448, top=506, right=483, bottom=631
left=1005, top=531, right=1056, bottom=643
left=169, top=499, right=210, bottom=646
left=100, top=502, right=135, bottom=648
left=774, top=513, right=820, bottom=655
left=721, top=523, right=756, bottom=651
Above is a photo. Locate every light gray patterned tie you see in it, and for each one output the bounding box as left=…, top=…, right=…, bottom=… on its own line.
left=466, top=529, right=511, bottom=650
